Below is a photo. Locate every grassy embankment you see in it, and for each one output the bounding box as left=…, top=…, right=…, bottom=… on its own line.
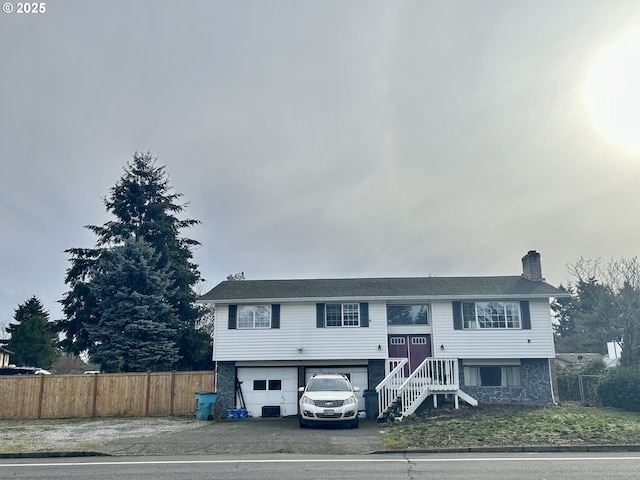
left=381, top=404, right=640, bottom=449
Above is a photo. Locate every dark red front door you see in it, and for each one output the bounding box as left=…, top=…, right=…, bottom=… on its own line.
left=388, top=334, right=431, bottom=373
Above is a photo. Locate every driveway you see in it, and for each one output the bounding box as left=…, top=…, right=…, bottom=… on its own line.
left=99, top=417, right=386, bottom=456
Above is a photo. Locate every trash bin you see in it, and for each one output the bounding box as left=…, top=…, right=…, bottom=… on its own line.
left=194, top=391, right=218, bottom=420
left=363, top=389, right=378, bottom=420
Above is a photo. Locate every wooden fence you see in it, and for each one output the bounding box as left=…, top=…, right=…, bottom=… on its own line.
left=0, top=371, right=215, bottom=419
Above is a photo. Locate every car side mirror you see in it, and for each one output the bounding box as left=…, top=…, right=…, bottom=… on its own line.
left=353, top=386, right=361, bottom=392
left=298, top=387, right=305, bottom=392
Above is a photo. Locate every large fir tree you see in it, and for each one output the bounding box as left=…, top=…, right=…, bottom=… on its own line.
left=87, top=239, right=180, bottom=372
left=57, top=152, right=212, bottom=370
left=6, top=296, right=59, bottom=368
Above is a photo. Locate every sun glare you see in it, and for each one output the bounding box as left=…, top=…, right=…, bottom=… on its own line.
left=586, top=27, right=640, bottom=154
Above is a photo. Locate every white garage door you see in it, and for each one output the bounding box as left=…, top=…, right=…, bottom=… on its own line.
left=236, top=367, right=298, bottom=417
left=305, top=366, right=368, bottom=411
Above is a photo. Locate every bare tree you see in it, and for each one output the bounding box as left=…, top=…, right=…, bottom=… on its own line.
left=568, top=257, right=640, bottom=366
left=0, top=320, right=9, bottom=340
left=194, top=273, right=245, bottom=339
left=226, top=272, right=245, bottom=281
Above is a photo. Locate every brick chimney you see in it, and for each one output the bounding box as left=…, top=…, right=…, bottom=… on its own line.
left=522, top=250, right=544, bottom=282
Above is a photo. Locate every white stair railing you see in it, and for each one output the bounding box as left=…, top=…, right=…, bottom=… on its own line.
left=376, top=357, right=476, bottom=420
left=397, top=358, right=460, bottom=418
left=375, top=358, right=408, bottom=418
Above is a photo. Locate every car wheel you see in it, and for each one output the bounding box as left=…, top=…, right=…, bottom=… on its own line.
left=299, top=417, right=309, bottom=429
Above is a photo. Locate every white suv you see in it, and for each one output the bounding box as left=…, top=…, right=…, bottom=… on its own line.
left=298, top=373, right=360, bottom=428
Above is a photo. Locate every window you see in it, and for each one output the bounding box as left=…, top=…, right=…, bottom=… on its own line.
left=253, top=379, right=282, bottom=391
left=390, top=337, right=406, bottom=345
left=268, top=380, right=282, bottom=390
left=462, top=301, right=521, bottom=329
left=306, top=377, right=352, bottom=392
left=237, top=305, right=271, bottom=329
left=464, top=365, right=521, bottom=387
left=386, top=304, right=429, bottom=325
left=411, top=337, right=427, bottom=345
left=325, top=303, right=360, bottom=327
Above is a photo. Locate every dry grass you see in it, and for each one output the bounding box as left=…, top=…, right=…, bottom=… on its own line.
left=381, top=403, right=640, bottom=450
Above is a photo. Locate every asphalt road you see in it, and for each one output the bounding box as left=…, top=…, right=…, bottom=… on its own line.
left=2, top=453, right=640, bottom=479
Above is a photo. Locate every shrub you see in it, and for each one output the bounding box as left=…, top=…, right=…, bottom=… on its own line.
left=597, top=366, right=640, bottom=412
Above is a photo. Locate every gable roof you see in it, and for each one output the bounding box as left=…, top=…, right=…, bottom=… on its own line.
left=199, top=276, right=566, bottom=303
left=556, top=353, right=604, bottom=364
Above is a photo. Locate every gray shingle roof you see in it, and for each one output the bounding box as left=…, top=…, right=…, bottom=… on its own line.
left=199, top=276, right=565, bottom=302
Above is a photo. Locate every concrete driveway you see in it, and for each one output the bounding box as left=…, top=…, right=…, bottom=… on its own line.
left=99, top=417, right=386, bottom=456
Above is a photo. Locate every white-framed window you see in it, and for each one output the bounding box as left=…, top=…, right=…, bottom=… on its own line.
left=411, top=337, right=428, bottom=345
left=462, top=301, right=521, bottom=329
left=464, top=365, right=521, bottom=387
left=237, top=305, right=272, bottom=329
left=390, top=337, right=406, bottom=345
left=325, top=303, right=360, bottom=327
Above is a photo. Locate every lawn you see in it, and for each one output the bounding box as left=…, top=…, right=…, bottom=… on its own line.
left=380, top=403, right=640, bottom=450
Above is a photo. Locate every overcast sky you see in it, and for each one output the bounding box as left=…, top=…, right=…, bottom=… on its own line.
left=2, top=1, right=640, bottom=327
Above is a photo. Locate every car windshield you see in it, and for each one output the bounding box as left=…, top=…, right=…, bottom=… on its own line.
left=306, top=377, right=351, bottom=392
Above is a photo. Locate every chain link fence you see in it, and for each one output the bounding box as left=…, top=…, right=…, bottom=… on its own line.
left=556, top=369, right=603, bottom=406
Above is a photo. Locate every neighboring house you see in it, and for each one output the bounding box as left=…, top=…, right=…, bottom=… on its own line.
left=199, top=250, right=566, bottom=420
left=555, top=353, right=604, bottom=369
left=0, top=347, right=12, bottom=367
left=556, top=341, right=623, bottom=369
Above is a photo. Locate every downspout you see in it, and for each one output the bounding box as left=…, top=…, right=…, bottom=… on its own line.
left=548, top=358, right=558, bottom=405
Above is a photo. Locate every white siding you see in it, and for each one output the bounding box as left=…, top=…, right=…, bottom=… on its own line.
left=431, top=299, right=555, bottom=359
left=237, top=367, right=298, bottom=417
left=214, top=302, right=388, bottom=362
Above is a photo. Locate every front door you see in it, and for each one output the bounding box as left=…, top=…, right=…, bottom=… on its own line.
left=388, top=334, right=431, bottom=373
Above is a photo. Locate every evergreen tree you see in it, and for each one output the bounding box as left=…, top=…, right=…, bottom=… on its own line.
left=87, top=239, right=180, bottom=372
left=553, top=258, right=640, bottom=366
left=6, top=296, right=58, bottom=368
left=57, top=152, right=212, bottom=369
left=553, top=278, right=618, bottom=353
left=551, top=284, right=575, bottom=338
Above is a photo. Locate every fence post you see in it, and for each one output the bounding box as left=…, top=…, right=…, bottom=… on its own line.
left=144, top=371, right=151, bottom=416
left=37, top=374, right=45, bottom=418
left=170, top=370, right=176, bottom=416
left=92, top=374, right=98, bottom=417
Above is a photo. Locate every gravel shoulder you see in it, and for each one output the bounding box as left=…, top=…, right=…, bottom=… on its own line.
left=0, top=417, right=204, bottom=454
left=0, top=416, right=386, bottom=456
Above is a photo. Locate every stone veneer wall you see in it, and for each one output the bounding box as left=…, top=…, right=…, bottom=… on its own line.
left=368, top=359, right=385, bottom=390
left=214, top=361, right=236, bottom=416
left=459, top=358, right=553, bottom=404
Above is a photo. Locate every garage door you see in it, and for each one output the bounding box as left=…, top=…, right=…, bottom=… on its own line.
left=305, top=366, right=368, bottom=411
left=236, top=367, right=298, bottom=417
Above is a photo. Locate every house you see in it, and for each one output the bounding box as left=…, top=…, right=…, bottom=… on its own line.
left=555, top=353, right=604, bottom=369
left=0, top=347, right=12, bottom=368
left=199, top=250, right=566, bottom=420
left=556, top=341, right=623, bottom=369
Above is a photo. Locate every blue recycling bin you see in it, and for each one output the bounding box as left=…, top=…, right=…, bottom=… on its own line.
left=194, top=391, right=218, bottom=420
